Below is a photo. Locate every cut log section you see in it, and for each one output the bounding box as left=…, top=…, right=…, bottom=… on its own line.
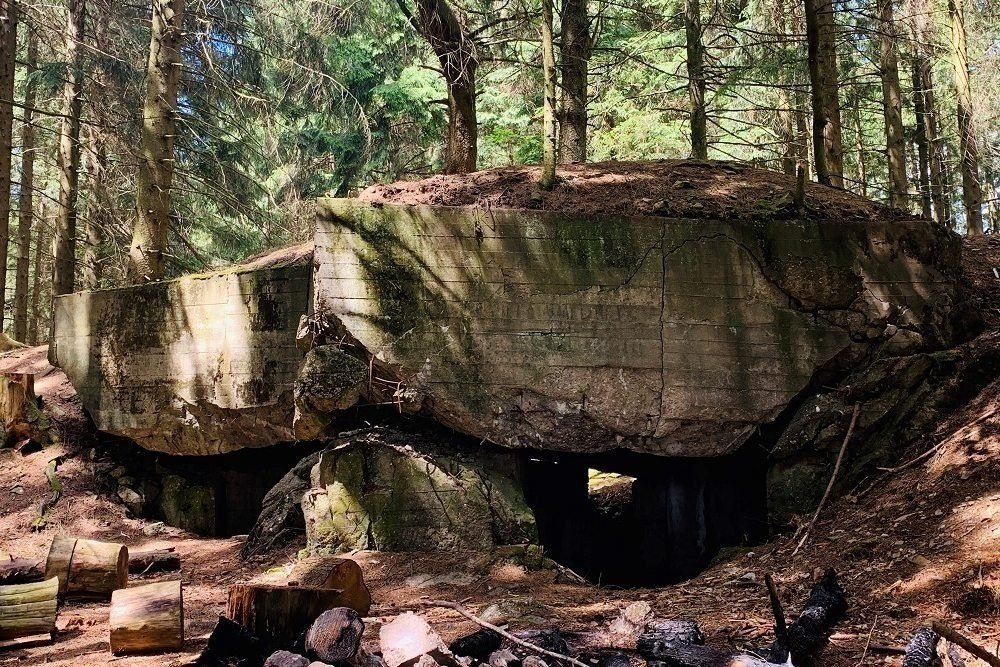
left=0, top=558, right=44, bottom=586
left=0, top=576, right=58, bottom=641
left=109, top=580, right=184, bottom=655
left=902, top=628, right=941, bottom=667
left=45, top=536, right=128, bottom=598
left=226, top=584, right=357, bottom=651
left=638, top=620, right=706, bottom=659
left=128, top=548, right=181, bottom=574
left=266, top=556, right=372, bottom=615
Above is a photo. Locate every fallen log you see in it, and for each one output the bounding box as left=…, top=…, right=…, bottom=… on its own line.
left=0, top=576, right=58, bottom=641
left=109, top=580, right=184, bottom=655
left=0, top=373, right=37, bottom=447
left=226, top=583, right=356, bottom=652
left=902, top=628, right=941, bottom=667
left=0, top=558, right=44, bottom=585
left=929, top=620, right=1000, bottom=667
left=45, top=536, right=128, bottom=598
left=128, top=548, right=181, bottom=575
left=284, top=557, right=371, bottom=615
left=765, top=569, right=847, bottom=664
left=0, top=633, right=54, bottom=650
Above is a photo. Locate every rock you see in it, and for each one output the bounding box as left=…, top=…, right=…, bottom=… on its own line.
left=314, top=200, right=967, bottom=458
left=608, top=601, right=652, bottom=638
left=379, top=612, right=447, bottom=667
left=302, top=430, right=535, bottom=552
left=242, top=450, right=322, bottom=558
left=157, top=474, right=216, bottom=535
left=266, top=651, right=311, bottom=667
left=478, top=599, right=551, bottom=626
left=522, top=657, right=548, bottom=667
left=293, top=346, right=368, bottom=440
left=349, top=647, right=389, bottom=667
left=578, top=652, right=629, bottom=667
left=449, top=628, right=503, bottom=661
left=116, top=487, right=143, bottom=514
left=489, top=650, right=520, bottom=667
left=141, top=521, right=166, bottom=536
left=305, top=608, right=364, bottom=663
left=510, top=631, right=566, bottom=656
left=196, top=615, right=265, bottom=667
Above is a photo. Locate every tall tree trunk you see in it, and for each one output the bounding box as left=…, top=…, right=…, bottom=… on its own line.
left=878, top=0, right=907, bottom=207
left=804, top=0, right=844, bottom=186
left=795, top=86, right=811, bottom=179
left=83, top=6, right=110, bottom=289
left=28, top=206, right=46, bottom=344
left=558, top=0, right=590, bottom=163
left=0, top=0, right=17, bottom=332
left=131, top=0, right=184, bottom=282
left=540, top=0, right=557, bottom=189
left=947, top=0, right=982, bottom=234
left=12, top=23, right=36, bottom=341
left=911, top=59, right=933, bottom=219
left=852, top=92, right=868, bottom=198
left=406, top=0, right=477, bottom=174
left=52, top=0, right=85, bottom=297
left=778, top=91, right=797, bottom=176
left=685, top=0, right=708, bottom=159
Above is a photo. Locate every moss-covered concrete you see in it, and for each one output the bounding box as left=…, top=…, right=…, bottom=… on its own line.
left=313, top=199, right=965, bottom=457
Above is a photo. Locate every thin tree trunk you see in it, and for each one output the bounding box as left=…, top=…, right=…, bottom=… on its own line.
left=13, top=25, right=37, bottom=341
left=911, top=59, right=933, bottom=219
left=52, top=0, right=86, bottom=297
left=804, top=0, right=844, bottom=186
left=558, top=0, right=590, bottom=163
left=28, top=206, right=46, bottom=344
left=778, top=92, right=796, bottom=176
left=540, top=0, right=557, bottom=189
left=878, top=0, right=907, bottom=207
left=131, top=0, right=185, bottom=282
left=795, top=87, right=811, bottom=179
left=852, top=93, right=868, bottom=198
left=685, top=0, right=708, bottom=159
left=0, top=0, right=17, bottom=333
left=947, top=0, right=982, bottom=234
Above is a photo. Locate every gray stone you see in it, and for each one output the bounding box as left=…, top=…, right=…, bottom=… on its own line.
left=293, top=346, right=368, bottom=440
left=379, top=613, right=446, bottom=667
left=265, top=651, right=311, bottom=667
left=116, top=486, right=143, bottom=514
left=301, top=430, right=536, bottom=552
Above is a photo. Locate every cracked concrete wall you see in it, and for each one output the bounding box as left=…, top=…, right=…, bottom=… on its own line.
left=313, top=199, right=964, bottom=457
left=52, top=264, right=311, bottom=455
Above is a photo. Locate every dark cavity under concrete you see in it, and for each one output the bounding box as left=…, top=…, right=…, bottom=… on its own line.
left=522, top=445, right=767, bottom=586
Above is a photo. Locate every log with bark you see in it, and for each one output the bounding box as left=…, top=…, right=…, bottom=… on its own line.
left=283, top=557, right=371, bottom=615
left=45, top=536, right=128, bottom=598
left=109, top=580, right=184, bottom=655
left=0, top=576, right=58, bottom=641
left=638, top=620, right=705, bottom=659
left=226, top=583, right=360, bottom=652
left=0, top=373, right=37, bottom=447
left=0, top=558, right=44, bottom=585
left=128, top=548, right=181, bottom=574
left=195, top=615, right=265, bottom=667
left=902, top=628, right=941, bottom=667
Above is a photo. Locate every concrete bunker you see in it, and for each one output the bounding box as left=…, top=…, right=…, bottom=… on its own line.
left=50, top=163, right=972, bottom=585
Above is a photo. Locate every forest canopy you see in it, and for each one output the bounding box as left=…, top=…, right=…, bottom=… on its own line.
left=0, top=0, right=998, bottom=342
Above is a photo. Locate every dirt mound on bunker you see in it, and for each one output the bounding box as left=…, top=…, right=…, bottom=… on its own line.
left=360, top=160, right=925, bottom=224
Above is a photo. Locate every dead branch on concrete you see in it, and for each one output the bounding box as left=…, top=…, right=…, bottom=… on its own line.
left=418, top=598, right=590, bottom=667
left=793, top=403, right=861, bottom=555
left=929, top=620, right=1000, bottom=667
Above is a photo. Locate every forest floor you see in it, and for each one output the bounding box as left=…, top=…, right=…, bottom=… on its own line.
left=1, top=235, right=999, bottom=667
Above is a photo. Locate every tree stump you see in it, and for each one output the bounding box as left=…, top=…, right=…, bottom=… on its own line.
left=128, top=548, right=181, bottom=575
left=0, top=373, right=36, bottom=447
left=45, top=536, right=128, bottom=598
left=226, top=584, right=357, bottom=652
left=109, top=580, right=184, bottom=655
left=0, top=576, right=58, bottom=640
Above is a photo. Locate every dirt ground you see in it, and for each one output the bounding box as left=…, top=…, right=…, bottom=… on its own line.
left=360, top=160, right=928, bottom=224
left=1, top=236, right=999, bottom=667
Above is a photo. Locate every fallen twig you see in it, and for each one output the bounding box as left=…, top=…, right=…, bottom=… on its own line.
left=929, top=620, right=1000, bottom=667
left=793, top=403, right=861, bottom=555
left=418, top=598, right=590, bottom=667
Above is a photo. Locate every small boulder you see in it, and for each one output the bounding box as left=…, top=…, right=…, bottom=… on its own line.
left=306, top=608, right=364, bottom=663
left=488, top=650, right=520, bottom=667
left=608, top=601, right=652, bottom=639
left=449, top=628, right=502, bottom=662
left=265, top=651, right=311, bottom=667
left=380, top=612, right=446, bottom=667
left=522, top=657, right=548, bottom=667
